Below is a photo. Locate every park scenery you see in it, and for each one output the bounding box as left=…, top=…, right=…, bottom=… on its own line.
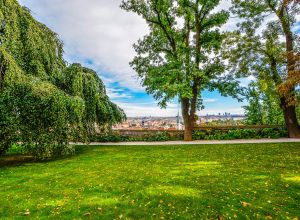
left=0, top=0, right=300, bottom=219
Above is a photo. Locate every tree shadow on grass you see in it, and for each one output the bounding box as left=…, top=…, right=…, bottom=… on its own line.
left=0, top=154, right=34, bottom=167
left=0, top=145, right=96, bottom=168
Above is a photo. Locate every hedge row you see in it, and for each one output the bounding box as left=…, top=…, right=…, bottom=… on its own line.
left=91, top=128, right=288, bottom=142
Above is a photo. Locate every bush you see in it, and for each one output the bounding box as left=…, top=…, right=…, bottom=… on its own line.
left=92, top=128, right=287, bottom=143
left=91, top=133, right=130, bottom=142
left=144, top=131, right=172, bottom=142
left=5, top=144, right=24, bottom=155
left=91, top=131, right=174, bottom=142
left=0, top=79, right=84, bottom=159
left=193, top=128, right=287, bottom=140
left=260, top=128, right=287, bottom=138
left=24, top=143, right=75, bottom=160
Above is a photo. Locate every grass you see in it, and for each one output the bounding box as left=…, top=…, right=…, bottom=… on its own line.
left=0, top=143, right=300, bottom=219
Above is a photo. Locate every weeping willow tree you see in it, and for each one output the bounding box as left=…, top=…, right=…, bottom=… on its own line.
left=61, top=64, right=126, bottom=134
left=0, top=0, right=125, bottom=158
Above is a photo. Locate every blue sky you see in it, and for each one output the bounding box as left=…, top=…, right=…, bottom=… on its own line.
left=17, top=0, right=298, bottom=117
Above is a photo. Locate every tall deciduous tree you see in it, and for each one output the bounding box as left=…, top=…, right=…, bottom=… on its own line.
left=230, top=0, right=300, bottom=137
left=121, top=0, right=240, bottom=141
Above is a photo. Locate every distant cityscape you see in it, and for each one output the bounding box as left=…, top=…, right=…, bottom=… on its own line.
left=113, top=113, right=246, bottom=130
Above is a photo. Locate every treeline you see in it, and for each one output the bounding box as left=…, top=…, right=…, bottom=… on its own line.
left=0, top=0, right=126, bottom=158
left=121, top=0, right=300, bottom=140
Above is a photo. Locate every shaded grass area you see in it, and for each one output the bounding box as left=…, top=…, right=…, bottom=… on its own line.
left=0, top=143, right=300, bottom=219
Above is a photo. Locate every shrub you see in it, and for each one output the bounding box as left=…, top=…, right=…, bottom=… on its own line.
left=144, top=131, right=171, bottom=142
left=91, top=131, right=174, bottom=142
left=260, top=128, right=287, bottom=139
left=24, top=143, right=75, bottom=160
left=193, top=128, right=287, bottom=140
left=91, top=133, right=130, bottom=142
left=85, top=128, right=288, bottom=143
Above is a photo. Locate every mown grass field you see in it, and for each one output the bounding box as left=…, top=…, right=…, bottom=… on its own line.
left=0, top=143, right=300, bottom=219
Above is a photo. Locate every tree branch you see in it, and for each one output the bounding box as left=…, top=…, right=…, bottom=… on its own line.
left=153, top=0, right=177, bottom=52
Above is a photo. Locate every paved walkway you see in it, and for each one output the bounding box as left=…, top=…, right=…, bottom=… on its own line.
left=72, top=138, right=300, bottom=146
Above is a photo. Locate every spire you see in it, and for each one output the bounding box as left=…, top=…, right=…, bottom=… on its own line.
left=177, top=97, right=180, bottom=130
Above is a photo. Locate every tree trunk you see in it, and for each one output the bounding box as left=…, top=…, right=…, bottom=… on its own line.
left=283, top=25, right=295, bottom=80
left=269, top=46, right=300, bottom=138
left=181, top=98, right=194, bottom=141
left=181, top=4, right=202, bottom=142
left=281, top=11, right=300, bottom=138
left=280, top=97, right=300, bottom=138
left=184, top=121, right=193, bottom=141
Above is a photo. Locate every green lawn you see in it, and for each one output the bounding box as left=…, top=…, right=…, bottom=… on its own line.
left=0, top=143, right=300, bottom=219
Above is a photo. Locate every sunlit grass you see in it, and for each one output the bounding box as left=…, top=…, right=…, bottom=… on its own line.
left=0, top=143, right=300, bottom=219
left=283, top=175, right=300, bottom=183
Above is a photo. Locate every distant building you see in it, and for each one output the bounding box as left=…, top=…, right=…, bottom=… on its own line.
left=113, top=114, right=245, bottom=130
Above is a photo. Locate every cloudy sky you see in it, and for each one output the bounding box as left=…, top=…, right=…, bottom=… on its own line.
left=17, top=0, right=298, bottom=117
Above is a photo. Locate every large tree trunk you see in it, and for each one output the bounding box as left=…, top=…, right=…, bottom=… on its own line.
left=180, top=5, right=201, bottom=142
left=183, top=120, right=193, bottom=141
left=280, top=97, right=300, bottom=138
left=181, top=98, right=195, bottom=141
left=270, top=58, right=300, bottom=138
left=277, top=12, right=300, bottom=138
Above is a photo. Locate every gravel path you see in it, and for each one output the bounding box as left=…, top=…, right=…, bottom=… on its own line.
left=72, top=138, right=300, bottom=146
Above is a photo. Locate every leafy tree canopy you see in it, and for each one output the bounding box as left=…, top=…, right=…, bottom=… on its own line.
left=0, top=0, right=125, bottom=158
left=231, top=0, right=300, bottom=103
left=121, top=0, right=242, bottom=140
left=227, top=0, right=300, bottom=137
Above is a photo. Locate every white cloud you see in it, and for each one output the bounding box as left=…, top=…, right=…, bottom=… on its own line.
left=203, top=98, right=217, bottom=103
left=114, top=100, right=244, bottom=117
left=214, top=0, right=240, bottom=32
left=107, top=88, right=132, bottom=99
left=239, top=76, right=256, bottom=87
left=114, top=101, right=178, bottom=117
left=18, top=0, right=148, bottom=91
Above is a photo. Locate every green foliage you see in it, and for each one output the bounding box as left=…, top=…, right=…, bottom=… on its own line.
left=297, top=106, right=300, bottom=124
left=243, top=82, right=284, bottom=125
left=1, top=143, right=300, bottom=218
left=121, top=0, right=242, bottom=139
left=243, top=84, right=264, bottom=125
left=91, top=133, right=129, bottom=142
left=0, top=0, right=65, bottom=79
left=91, top=131, right=177, bottom=142
left=222, top=7, right=297, bottom=128
left=91, top=128, right=287, bottom=143
left=123, top=0, right=239, bottom=102
left=144, top=131, right=172, bottom=141
left=5, top=144, right=24, bottom=155
left=193, top=128, right=287, bottom=140
left=0, top=74, right=86, bottom=158
left=231, top=0, right=299, bottom=29
left=229, top=0, right=300, bottom=137
left=222, top=24, right=286, bottom=80
left=0, top=0, right=125, bottom=158
left=60, top=64, right=126, bottom=135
